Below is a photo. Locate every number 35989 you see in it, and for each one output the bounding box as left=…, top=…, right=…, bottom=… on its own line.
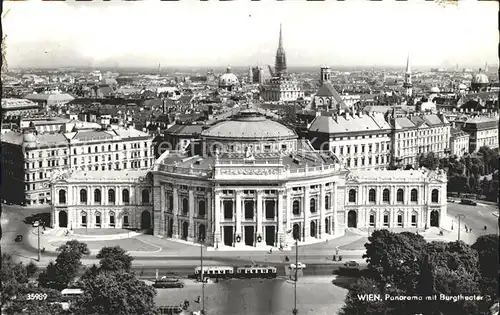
left=26, top=293, right=48, bottom=300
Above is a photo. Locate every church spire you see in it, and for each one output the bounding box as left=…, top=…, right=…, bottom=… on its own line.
left=275, top=23, right=287, bottom=78
left=403, top=53, right=413, bottom=97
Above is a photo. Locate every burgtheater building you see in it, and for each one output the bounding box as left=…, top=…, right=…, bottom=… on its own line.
left=51, top=108, right=447, bottom=249
left=148, top=108, right=447, bottom=248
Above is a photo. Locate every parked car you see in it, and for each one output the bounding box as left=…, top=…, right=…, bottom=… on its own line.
left=289, top=262, right=307, bottom=269
left=342, top=261, right=360, bottom=270
left=447, top=198, right=455, bottom=203
left=153, top=279, right=185, bottom=289
left=15, top=235, right=23, bottom=242
left=460, top=199, right=477, bottom=206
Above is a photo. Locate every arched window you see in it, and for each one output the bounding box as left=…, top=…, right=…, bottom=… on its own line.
left=81, top=211, right=87, bottom=227
left=397, top=212, right=403, bottom=226
left=325, top=195, right=330, bottom=209
left=382, top=189, right=390, bottom=203
left=348, top=189, right=356, bottom=203
left=310, top=198, right=316, bottom=213
left=292, top=200, right=301, bottom=215
left=168, top=195, right=174, bottom=211
left=109, top=211, right=115, bottom=226
left=198, top=200, right=206, bottom=217
left=142, top=189, right=150, bottom=204
left=411, top=212, right=417, bottom=227
left=123, top=212, right=130, bottom=227
left=369, top=212, right=375, bottom=227
left=95, top=211, right=101, bottom=226
left=94, top=146, right=98, bottom=153
left=108, top=145, right=111, bottom=151
left=223, top=200, right=233, bottom=219
left=410, top=189, right=418, bottom=203
left=244, top=201, right=254, bottom=219
left=122, top=189, right=130, bottom=204
left=108, top=189, right=115, bottom=204
left=431, top=189, right=439, bottom=203
left=182, top=198, right=189, bottom=214
left=383, top=212, right=389, bottom=226
left=58, top=190, right=66, bottom=204
left=94, top=189, right=101, bottom=204
left=396, top=189, right=404, bottom=203
left=265, top=200, right=275, bottom=219
left=368, top=189, right=376, bottom=203
left=80, top=189, right=88, bottom=204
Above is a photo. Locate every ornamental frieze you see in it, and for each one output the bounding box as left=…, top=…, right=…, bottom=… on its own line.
left=218, top=168, right=279, bottom=176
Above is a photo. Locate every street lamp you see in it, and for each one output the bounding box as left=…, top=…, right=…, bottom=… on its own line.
left=33, top=221, right=40, bottom=262
left=200, top=238, right=205, bottom=315
left=292, top=238, right=299, bottom=315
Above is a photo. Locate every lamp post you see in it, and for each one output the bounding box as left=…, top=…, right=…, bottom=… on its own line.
left=292, top=238, right=298, bottom=315
left=33, top=221, right=40, bottom=262
left=200, top=238, right=205, bottom=315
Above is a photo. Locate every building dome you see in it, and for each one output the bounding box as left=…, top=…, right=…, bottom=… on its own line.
left=218, top=66, right=239, bottom=91
left=429, top=87, right=440, bottom=93
left=472, top=71, right=489, bottom=84
left=201, top=110, right=297, bottom=140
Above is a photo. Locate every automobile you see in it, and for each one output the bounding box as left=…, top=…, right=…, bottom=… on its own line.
left=342, top=261, right=360, bottom=270
left=153, top=279, right=185, bottom=289
left=15, top=235, right=23, bottom=242
left=289, top=262, right=306, bottom=269
left=447, top=198, right=455, bottom=203
left=460, top=199, right=477, bottom=206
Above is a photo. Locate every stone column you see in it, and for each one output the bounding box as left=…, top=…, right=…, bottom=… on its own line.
left=160, top=185, right=166, bottom=235
left=303, top=187, right=309, bottom=242
left=332, top=183, right=337, bottom=235
left=278, top=190, right=285, bottom=246
left=206, top=191, right=213, bottom=244
left=286, top=189, right=292, bottom=232
left=188, top=189, right=195, bottom=241
left=172, top=186, right=179, bottom=237
left=235, top=190, right=242, bottom=247
left=319, top=185, right=325, bottom=238
left=256, top=191, right=264, bottom=247
left=213, top=191, right=221, bottom=248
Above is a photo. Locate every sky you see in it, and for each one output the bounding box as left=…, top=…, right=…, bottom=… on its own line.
left=3, top=0, right=498, bottom=69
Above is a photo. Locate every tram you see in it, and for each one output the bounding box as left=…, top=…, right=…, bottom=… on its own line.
left=193, top=265, right=277, bottom=279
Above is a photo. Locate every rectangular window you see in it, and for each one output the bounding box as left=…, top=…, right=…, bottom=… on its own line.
left=82, top=215, right=87, bottom=227
left=124, top=216, right=129, bottom=226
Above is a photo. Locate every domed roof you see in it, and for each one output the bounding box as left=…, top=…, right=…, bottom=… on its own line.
left=219, top=66, right=239, bottom=87
left=429, top=87, right=440, bottom=93
left=472, top=69, right=489, bottom=84
left=201, top=110, right=297, bottom=139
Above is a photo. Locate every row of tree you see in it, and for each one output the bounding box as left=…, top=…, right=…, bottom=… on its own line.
left=417, top=147, right=499, bottom=200
left=340, top=231, right=499, bottom=315
left=1, top=241, right=157, bottom=315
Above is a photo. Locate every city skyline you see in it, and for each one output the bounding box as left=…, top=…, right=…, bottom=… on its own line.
left=3, top=0, right=498, bottom=69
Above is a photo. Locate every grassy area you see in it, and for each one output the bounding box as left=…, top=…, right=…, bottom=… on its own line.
left=50, top=238, right=159, bottom=252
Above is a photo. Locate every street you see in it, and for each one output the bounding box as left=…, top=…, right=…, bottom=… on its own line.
left=446, top=201, right=499, bottom=241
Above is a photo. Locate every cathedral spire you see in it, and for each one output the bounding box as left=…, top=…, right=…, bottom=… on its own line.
left=275, top=23, right=287, bottom=78
left=405, top=53, right=411, bottom=74
left=403, top=53, right=412, bottom=97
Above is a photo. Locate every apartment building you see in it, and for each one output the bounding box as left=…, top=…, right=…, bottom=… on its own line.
left=308, top=112, right=392, bottom=170
left=449, top=127, right=470, bottom=158
left=462, top=114, right=499, bottom=153
left=1, top=123, right=154, bottom=206
left=390, top=113, right=451, bottom=166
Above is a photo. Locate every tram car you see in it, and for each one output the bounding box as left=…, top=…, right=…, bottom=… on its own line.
left=193, top=265, right=277, bottom=279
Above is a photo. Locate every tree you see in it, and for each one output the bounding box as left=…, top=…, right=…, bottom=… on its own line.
left=363, top=230, right=425, bottom=293
left=472, top=234, right=499, bottom=298
left=338, top=277, right=386, bottom=315
left=72, top=271, right=156, bottom=315
left=96, top=246, right=133, bottom=272
left=38, top=240, right=90, bottom=290
left=418, top=152, right=439, bottom=170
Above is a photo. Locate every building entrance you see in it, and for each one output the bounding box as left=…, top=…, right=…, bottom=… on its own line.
left=265, top=226, right=275, bottom=246
left=244, top=226, right=255, bottom=246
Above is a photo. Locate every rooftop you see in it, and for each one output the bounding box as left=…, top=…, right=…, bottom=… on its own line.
left=60, top=170, right=150, bottom=182
left=309, top=113, right=390, bottom=134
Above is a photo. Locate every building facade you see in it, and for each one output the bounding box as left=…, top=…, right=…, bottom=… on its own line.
left=308, top=112, right=393, bottom=170
left=1, top=124, right=154, bottom=206
left=449, top=128, right=470, bottom=158
left=51, top=170, right=153, bottom=230
left=1, top=98, right=40, bottom=118
left=461, top=115, right=499, bottom=153
left=390, top=113, right=451, bottom=166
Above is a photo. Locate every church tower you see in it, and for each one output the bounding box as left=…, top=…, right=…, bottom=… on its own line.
left=274, top=23, right=287, bottom=78
left=320, top=66, right=332, bottom=85
left=403, top=53, right=412, bottom=97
